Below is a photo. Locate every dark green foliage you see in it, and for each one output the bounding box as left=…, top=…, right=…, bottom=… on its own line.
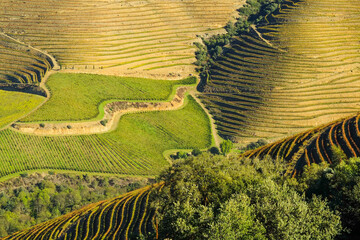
left=19, top=173, right=28, bottom=178
left=243, top=139, right=268, bottom=151
left=195, top=0, right=284, bottom=80
left=153, top=154, right=341, bottom=240
left=0, top=173, right=148, bottom=237
left=295, top=157, right=360, bottom=238
left=331, top=145, right=347, bottom=167
left=170, top=151, right=189, bottom=160
left=191, top=148, right=202, bottom=156
left=39, top=123, right=45, bottom=128
left=208, top=146, right=220, bottom=155
left=177, top=151, right=188, bottom=159
left=100, top=119, right=108, bottom=126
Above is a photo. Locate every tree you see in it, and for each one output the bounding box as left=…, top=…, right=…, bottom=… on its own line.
left=208, top=146, right=220, bottom=155
left=210, top=194, right=266, bottom=240
left=296, top=157, right=360, bottom=238
left=330, top=145, right=347, bottom=166
left=220, top=140, right=233, bottom=156
left=191, top=148, right=202, bottom=156
left=153, top=154, right=341, bottom=240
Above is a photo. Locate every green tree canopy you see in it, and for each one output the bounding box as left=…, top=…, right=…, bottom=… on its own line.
left=153, top=153, right=341, bottom=239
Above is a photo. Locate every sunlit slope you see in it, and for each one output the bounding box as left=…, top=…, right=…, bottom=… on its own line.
left=0, top=90, right=44, bottom=128
left=201, top=0, right=360, bottom=143
left=0, top=0, right=242, bottom=77
left=243, top=113, right=360, bottom=175
left=3, top=183, right=162, bottom=240
left=0, top=34, right=52, bottom=89
left=0, top=96, right=211, bottom=179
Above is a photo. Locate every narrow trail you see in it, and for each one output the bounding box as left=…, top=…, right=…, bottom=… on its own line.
left=12, top=87, right=189, bottom=136
left=0, top=32, right=60, bottom=130
left=1, top=32, right=221, bottom=145
left=250, top=25, right=286, bottom=53
left=190, top=90, right=222, bottom=147
left=0, top=31, right=60, bottom=70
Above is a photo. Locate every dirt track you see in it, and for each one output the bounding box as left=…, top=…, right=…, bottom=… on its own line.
left=12, top=87, right=189, bottom=136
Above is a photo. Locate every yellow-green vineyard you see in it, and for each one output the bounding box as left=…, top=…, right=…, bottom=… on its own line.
left=0, top=0, right=241, bottom=76
left=3, top=183, right=163, bottom=240
left=243, top=113, right=360, bottom=175
left=0, top=95, right=211, bottom=179
left=201, top=0, right=360, bottom=143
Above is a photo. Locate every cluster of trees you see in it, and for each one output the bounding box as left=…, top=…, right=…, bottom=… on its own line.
left=153, top=151, right=360, bottom=239
left=0, top=173, right=148, bottom=237
left=170, top=140, right=234, bottom=160
left=195, top=0, right=285, bottom=84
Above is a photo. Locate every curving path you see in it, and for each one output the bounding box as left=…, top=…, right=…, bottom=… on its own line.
left=12, top=87, right=189, bottom=136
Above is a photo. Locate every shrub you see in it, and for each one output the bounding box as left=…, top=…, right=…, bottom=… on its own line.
left=100, top=120, right=108, bottom=126
left=220, top=140, right=233, bottom=156
left=39, top=123, right=45, bottom=128
left=192, top=148, right=202, bottom=156
left=176, top=151, right=188, bottom=159
left=209, top=146, right=220, bottom=155
left=20, top=172, right=28, bottom=178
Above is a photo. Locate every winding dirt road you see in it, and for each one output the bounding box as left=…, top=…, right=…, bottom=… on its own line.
left=12, top=87, right=189, bottom=136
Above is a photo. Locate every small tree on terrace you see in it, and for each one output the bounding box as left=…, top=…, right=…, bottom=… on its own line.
left=220, top=140, right=233, bottom=156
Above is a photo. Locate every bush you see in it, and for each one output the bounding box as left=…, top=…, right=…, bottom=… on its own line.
left=176, top=151, right=188, bottom=159
left=20, top=172, right=28, bottom=178
left=220, top=140, right=233, bottom=156
left=39, top=123, right=45, bottom=128
left=191, top=148, right=202, bottom=156
left=66, top=125, right=72, bottom=129
left=209, top=146, right=220, bottom=155
left=100, top=120, right=108, bottom=126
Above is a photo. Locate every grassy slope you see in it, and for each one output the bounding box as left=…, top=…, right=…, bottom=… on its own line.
left=0, top=90, right=44, bottom=128
left=0, top=96, right=211, bottom=179
left=22, top=73, right=195, bottom=122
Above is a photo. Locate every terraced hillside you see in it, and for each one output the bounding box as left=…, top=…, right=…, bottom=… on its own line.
left=201, top=0, right=360, bottom=143
left=243, top=113, right=360, bottom=175
left=0, top=0, right=243, bottom=78
left=0, top=33, right=53, bottom=93
left=22, top=73, right=196, bottom=122
left=0, top=95, right=211, bottom=180
left=3, top=183, right=163, bottom=240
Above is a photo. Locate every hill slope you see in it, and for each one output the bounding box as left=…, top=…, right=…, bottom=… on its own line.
left=243, top=113, right=360, bottom=175
left=201, top=0, right=360, bottom=143
left=0, top=0, right=243, bottom=78
left=2, top=183, right=162, bottom=240
left=0, top=33, right=53, bottom=94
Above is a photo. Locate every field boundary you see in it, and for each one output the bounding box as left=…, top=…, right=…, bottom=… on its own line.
left=12, top=86, right=191, bottom=136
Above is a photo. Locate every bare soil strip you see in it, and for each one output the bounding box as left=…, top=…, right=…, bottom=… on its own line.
left=12, top=87, right=189, bottom=136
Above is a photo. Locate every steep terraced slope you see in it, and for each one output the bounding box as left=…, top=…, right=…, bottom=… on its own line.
left=3, top=183, right=162, bottom=240
left=0, top=0, right=243, bottom=78
left=243, top=113, right=360, bottom=176
left=0, top=33, right=53, bottom=94
left=201, top=0, right=360, bottom=143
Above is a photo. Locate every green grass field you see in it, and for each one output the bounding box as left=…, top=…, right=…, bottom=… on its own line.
left=22, top=73, right=196, bottom=122
left=0, top=96, right=211, bottom=179
left=0, top=90, right=44, bottom=129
